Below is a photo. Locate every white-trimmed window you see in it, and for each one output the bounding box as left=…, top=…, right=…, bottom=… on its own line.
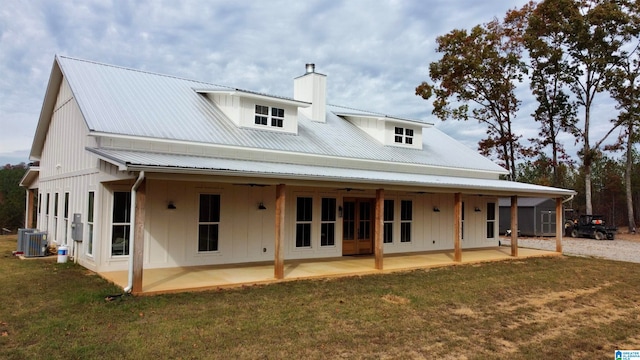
left=461, top=202, right=465, bottom=240
left=255, top=105, right=285, bottom=128
left=198, top=194, right=220, bottom=252
left=296, top=197, right=312, bottom=248
left=87, top=192, right=95, bottom=256
left=486, top=202, right=496, bottom=238
left=383, top=199, right=394, bottom=243
left=38, top=194, right=42, bottom=227
left=111, top=191, right=131, bottom=256
left=53, top=193, right=59, bottom=242
left=321, top=198, right=336, bottom=247
left=400, top=200, right=412, bottom=243
left=64, top=192, right=69, bottom=244
left=394, top=127, right=414, bottom=144
left=45, top=193, right=50, bottom=231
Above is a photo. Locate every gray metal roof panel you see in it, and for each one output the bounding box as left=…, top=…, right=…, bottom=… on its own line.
left=88, top=148, right=575, bottom=197
left=58, top=56, right=505, bottom=174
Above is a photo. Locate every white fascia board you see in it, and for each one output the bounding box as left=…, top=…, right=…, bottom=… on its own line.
left=195, top=89, right=311, bottom=108
left=333, top=112, right=433, bottom=127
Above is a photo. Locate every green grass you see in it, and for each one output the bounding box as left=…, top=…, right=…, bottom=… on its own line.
left=2, top=234, right=640, bottom=359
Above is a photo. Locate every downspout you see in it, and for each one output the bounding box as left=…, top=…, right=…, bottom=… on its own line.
left=124, top=171, right=145, bottom=294
left=562, top=194, right=575, bottom=204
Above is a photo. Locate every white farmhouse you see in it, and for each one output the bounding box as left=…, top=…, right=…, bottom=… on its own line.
left=20, top=56, right=575, bottom=294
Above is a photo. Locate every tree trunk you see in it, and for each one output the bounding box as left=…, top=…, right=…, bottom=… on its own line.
left=626, top=125, right=637, bottom=233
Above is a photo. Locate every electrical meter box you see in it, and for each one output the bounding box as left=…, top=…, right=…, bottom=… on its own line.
left=71, top=213, right=83, bottom=241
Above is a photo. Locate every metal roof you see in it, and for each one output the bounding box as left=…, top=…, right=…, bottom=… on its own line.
left=55, top=56, right=506, bottom=174
left=88, top=148, right=575, bottom=197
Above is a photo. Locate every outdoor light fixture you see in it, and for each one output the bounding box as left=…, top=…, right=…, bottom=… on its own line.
left=433, top=206, right=440, bottom=212
left=338, top=206, right=343, bottom=218
left=167, top=201, right=176, bottom=210
left=258, top=202, right=267, bottom=210
left=474, top=206, right=481, bottom=212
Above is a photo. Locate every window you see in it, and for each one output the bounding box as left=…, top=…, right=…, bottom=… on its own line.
left=64, top=193, right=69, bottom=244
left=461, top=202, right=465, bottom=240
left=87, top=192, right=95, bottom=256
left=198, top=194, right=220, bottom=252
left=111, top=191, right=131, bottom=256
left=296, top=197, right=312, bottom=248
left=255, top=105, right=285, bottom=128
left=271, top=107, right=284, bottom=128
left=54, top=193, right=59, bottom=242
left=38, top=193, right=42, bottom=226
left=394, top=127, right=414, bottom=144
left=255, top=105, right=268, bottom=125
left=45, top=193, right=50, bottom=231
left=321, top=198, right=336, bottom=246
left=486, top=202, right=496, bottom=238
left=400, top=200, right=412, bottom=243
left=383, top=199, right=394, bottom=243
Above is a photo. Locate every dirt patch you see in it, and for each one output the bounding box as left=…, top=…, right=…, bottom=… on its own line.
left=381, top=294, right=410, bottom=305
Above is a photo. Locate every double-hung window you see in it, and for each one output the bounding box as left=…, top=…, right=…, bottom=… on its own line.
left=486, top=202, right=496, bottom=238
left=296, top=197, right=312, bottom=248
left=321, top=198, right=336, bottom=246
left=198, top=194, right=220, bottom=252
left=111, top=191, right=131, bottom=256
left=400, top=200, right=412, bottom=243
left=64, top=193, right=69, bottom=244
left=394, top=127, right=414, bottom=144
left=255, top=105, right=268, bottom=125
left=271, top=107, right=284, bottom=127
left=383, top=199, right=394, bottom=243
left=53, top=193, right=59, bottom=242
left=87, top=192, right=95, bottom=256
left=45, top=194, right=50, bottom=231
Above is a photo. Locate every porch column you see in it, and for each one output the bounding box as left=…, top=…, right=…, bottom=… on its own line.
left=375, top=189, right=384, bottom=270
left=26, top=189, right=35, bottom=228
left=510, top=195, right=518, bottom=257
left=555, top=198, right=563, bottom=253
left=132, top=179, right=146, bottom=294
left=274, top=184, right=285, bottom=279
left=454, top=193, right=462, bottom=262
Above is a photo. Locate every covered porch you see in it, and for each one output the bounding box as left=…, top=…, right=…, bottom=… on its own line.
left=100, top=246, right=560, bottom=295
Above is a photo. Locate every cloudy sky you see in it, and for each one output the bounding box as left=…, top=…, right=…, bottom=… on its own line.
left=0, top=0, right=622, bottom=166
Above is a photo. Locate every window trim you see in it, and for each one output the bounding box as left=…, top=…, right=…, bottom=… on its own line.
left=400, top=199, right=412, bottom=243
left=198, top=193, right=221, bottom=253
left=295, top=197, right=313, bottom=248
left=486, top=202, right=496, bottom=239
left=255, top=104, right=285, bottom=128
left=383, top=199, right=394, bottom=244
left=394, top=126, right=414, bottom=145
left=320, top=197, right=336, bottom=247
left=111, top=191, right=131, bottom=257
left=86, top=191, right=95, bottom=256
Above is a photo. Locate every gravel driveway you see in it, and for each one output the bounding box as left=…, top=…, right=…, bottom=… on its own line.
left=501, top=237, right=640, bottom=264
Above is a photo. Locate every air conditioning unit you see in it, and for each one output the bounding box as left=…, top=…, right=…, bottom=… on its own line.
left=24, top=232, right=48, bottom=257
left=16, top=228, right=36, bottom=254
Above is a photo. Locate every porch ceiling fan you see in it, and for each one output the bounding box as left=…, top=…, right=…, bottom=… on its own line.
left=335, top=188, right=365, bottom=192
left=232, top=183, right=270, bottom=187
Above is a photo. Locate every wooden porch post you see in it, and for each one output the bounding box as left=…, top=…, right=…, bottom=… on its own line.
left=555, top=198, right=563, bottom=253
left=454, top=193, right=462, bottom=262
left=26, top=189, right=35, bottom=228
left=275, top=184, right=286, bottom=279
left=510, top=195, right=518, bottom=257
left=375, top=189, right=384, bottom=270
left=132, top=179, right=146, bottom=294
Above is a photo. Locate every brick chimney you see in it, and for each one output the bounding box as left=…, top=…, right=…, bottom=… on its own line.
left=294, top=63, right=326, bottom=123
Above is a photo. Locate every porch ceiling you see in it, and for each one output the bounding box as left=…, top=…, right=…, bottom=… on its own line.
left=99, top=247, right=559, bottom=295
left=87, top=147, right=575, bottom=198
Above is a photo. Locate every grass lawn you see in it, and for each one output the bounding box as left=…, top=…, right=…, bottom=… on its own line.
left=1, top=234, right=640, bottom=359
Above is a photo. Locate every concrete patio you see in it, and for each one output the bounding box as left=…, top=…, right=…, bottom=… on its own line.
left=99, top=246, right=560, bottom=295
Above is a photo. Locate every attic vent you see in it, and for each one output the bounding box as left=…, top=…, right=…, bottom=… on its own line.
left=305, top=63, right=315, bottom=73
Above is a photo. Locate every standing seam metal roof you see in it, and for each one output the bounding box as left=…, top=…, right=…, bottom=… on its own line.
left=57, top=55, right=507, bottom=174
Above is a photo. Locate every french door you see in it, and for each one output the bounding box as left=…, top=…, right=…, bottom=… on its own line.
left=342, top=198, right=374, bottom=255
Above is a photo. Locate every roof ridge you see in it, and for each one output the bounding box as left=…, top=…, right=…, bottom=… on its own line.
left=56, top=54, right=233, bottom=89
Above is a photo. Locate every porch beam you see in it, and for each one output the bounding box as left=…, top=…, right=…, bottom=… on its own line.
left=454, top=193, right=462, bottom=262
left=132, top=179, right=146, bottom=294
left=275, top=184, right=285, bottom=279
left=510, top=195, right=518, bottom=257
left=555, top=198, right=563, bottom=253
left=375, top=189, right=384, bottom=270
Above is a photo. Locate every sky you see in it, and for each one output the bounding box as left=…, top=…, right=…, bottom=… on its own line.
left=0, top=0, right=623, bottom=166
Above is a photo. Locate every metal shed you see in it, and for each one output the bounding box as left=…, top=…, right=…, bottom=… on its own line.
left=498, top=198, right=557, bottom=237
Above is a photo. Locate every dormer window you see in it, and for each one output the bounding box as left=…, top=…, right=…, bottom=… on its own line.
left=255, top=105, right=284, bottom=128
left=394, top=127, right=414, bottom=144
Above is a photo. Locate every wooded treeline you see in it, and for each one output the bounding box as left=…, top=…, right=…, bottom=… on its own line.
left=418, top=0, right=640, bottom=231
left=0, top=163, right=27, bottom=232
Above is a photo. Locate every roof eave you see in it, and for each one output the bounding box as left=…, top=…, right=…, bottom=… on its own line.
left=29, top=57, right=64, bottom=160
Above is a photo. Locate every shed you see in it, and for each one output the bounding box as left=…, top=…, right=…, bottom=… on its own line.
left=499, top=198, right=557, bottom=237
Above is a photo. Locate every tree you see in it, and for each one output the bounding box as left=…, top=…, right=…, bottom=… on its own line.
left=527, top=0, right=633, bottom=214
left=606, top=1, right=640, bottom=232
left=416, top=16, right=527, bottom=180
left=507, top=2, right=578, bottom=188
left=0, top=163, right=27, bottom=231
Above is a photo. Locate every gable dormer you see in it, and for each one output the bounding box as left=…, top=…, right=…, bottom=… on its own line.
left=197, top=89, right=310, bottom=135
left=333, top=110, right=430, bottom=150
